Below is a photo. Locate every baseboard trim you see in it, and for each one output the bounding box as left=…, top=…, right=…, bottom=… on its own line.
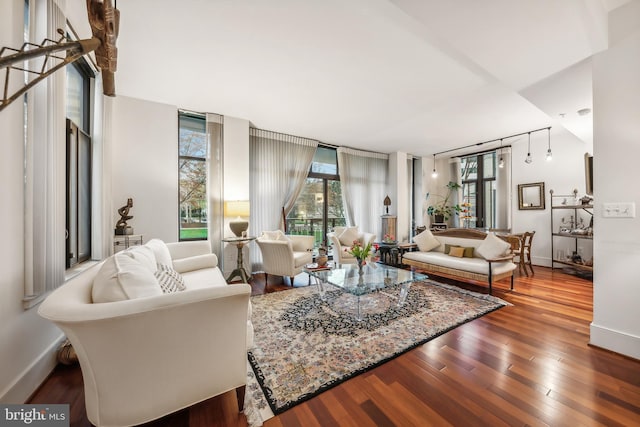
left=0, top=333, right=65, bottom=403
left=590, top=323, right=640, bottom=360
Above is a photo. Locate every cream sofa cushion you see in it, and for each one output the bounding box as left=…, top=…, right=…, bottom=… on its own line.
left=476, top=233, right=511, bottom=260
left=338, top=226, right=359, bottom=246
left=145, top=238, right=173, bottom=266
left=413, top=229, right=441, bottom=252
left=92, top=253, right=162, bottom=303
left=123, top=245, right=157, bottom=272
left=172, top=253, right=218, bottom=274
left=262, top=230, right=290, bottom=242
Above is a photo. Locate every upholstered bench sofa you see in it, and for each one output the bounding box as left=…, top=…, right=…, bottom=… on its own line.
left=402, top=228, right=516, bottom=294
left=39, top=239, right=252, bottom=427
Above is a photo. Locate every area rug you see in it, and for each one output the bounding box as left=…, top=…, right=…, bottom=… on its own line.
left=244, top=279, right=509, bottom=424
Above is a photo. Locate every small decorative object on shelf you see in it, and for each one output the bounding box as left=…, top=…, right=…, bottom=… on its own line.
left=458, top=200, right=473, bottom=228
left=115, top=197, right=134, bottom=235
left=550, top=189, right=593, bottom=277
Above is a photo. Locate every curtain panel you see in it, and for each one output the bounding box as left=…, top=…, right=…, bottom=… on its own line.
left=249, top=129, right=318, bottom=270
left=206, top=113, right=224, bottom=259
left=337, top=147, right=389, bottom=240
left=23, top=0, right=67, bottom=308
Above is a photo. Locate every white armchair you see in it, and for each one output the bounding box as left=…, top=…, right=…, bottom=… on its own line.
left=38, top=240, right=251, bottom=427
left=256, top=231, right=314, bottom=286
left=327, top=226, right=376, bottom=265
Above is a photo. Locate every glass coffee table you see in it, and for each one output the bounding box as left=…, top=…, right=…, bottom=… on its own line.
left=306, top=262, right=428, bottom=321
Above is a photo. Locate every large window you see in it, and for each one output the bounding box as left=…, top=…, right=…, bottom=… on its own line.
left=178, top=112, right=208, bottom=240
left=460, top=151, right=497, bottom=229
left=287, top=147, right=345, bottom=247
left=65, top=58, right=93, bottom=268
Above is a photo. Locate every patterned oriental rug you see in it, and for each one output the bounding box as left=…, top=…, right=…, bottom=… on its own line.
left=243, top=279, right=509, bottom=425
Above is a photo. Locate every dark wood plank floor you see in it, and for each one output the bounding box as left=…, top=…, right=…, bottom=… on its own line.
left=29, top=267, right=640, bottom=426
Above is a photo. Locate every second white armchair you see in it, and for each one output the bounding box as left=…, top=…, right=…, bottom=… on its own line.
left=327, top=226, right=376, bottom=265
left=256, top=231, right=314, bottom=286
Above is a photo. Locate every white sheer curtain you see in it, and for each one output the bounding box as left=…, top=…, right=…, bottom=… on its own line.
left=206, top=113, right=224, bottom=259
left=337, top=147, right=389, bottom=239
left=249, top=129, right=318, bottom=269
left=91, top=74, right=112, bottom=261
left=495, top=147, right=512, bottom=231
left=23, top=0, right=67, bottom=307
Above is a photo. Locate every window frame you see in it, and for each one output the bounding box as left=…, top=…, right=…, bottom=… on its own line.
left=65, top=57, right=93, bottom=269
left=460, top=151, right=497, bottom=229
left=178, top=111, right=208, bottom=241
left=286, top=146, right=345, bottom=247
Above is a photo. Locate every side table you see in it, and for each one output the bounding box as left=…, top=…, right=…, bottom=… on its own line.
left=377, top=242, right=399, bottom=266
left=222, top=236, right=256, bottom=283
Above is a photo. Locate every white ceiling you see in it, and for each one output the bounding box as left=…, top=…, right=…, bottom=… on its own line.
left=69, top=0, right=628, bottom=156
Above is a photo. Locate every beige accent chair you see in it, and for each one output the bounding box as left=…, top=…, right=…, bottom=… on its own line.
left=256, top=231, right=314, bottom=285
left=327, top=226, right=377, bottom=265
left=39, top=239, right=251, bottom=427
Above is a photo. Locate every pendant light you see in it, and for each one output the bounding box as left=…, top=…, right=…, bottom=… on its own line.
left=546, top=127, right=552, bottom=161
left=525, top=132, right=533, bottom=164
left=498, top=139, right=505, bottom=168
left=431, top=154, right=438, bottom=178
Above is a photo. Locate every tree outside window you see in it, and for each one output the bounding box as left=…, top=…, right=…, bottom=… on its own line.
left=179, top=113, right=208, bottom=240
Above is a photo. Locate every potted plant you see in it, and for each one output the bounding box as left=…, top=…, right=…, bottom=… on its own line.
left=426, top=181, right=462, bottom=223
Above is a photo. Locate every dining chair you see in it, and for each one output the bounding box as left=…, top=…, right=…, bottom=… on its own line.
left=515, top=231, right=535, bottom=277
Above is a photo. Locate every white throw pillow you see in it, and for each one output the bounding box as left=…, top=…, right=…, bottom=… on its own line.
left=413, top=229, right=441, bottom=252
left=339, top=226, right=360, bottom=246
left=262, top=230, right=290, bottom=242
left=92, top=254, right=162, bottom=303
left=476, top=233, right=511, bottom=260
left=123, top=245, right=157, bottom=273
left=332, top=226, right=346, bottom=236
left=145, top=239, right=173, bottom=267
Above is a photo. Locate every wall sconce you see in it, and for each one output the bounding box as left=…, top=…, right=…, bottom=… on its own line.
left=498, top=139, right=505, bottom=168
left=546, top=127, right=552, bottom=161
left=525, top=132, right=533, bottom=164
left=431, top=154, right=438, bottom=178
left=383, top=195, right=391, bottom=215
left=224, top=200, right=250, bottom=237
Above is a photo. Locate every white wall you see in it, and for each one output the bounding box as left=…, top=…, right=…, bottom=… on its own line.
left=590, top=2, right=640, bottom=359
left=111, top=96, right=179, bottom=243
left=0, top=0, right=65, bottom=403
left=222, top=116, right=250, bottom=276
left=510, top=128, right=592, bottom=267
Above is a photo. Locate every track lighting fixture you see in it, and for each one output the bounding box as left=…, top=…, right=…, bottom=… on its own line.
left=431, top=126, right=551, bottom=167
left=546, top=127, right=552, bottom=161
left=431, top=154, right=438, bottom=178
left=525, top=133, right=533, bottom=164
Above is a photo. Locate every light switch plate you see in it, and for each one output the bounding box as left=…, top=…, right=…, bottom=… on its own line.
left=602, top=202, right=636, bottom=218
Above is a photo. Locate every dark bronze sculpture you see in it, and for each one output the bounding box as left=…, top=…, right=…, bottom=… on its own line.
left=87, top=0, right=119, bottom=96
left=115, top=198, right=133, bottom=235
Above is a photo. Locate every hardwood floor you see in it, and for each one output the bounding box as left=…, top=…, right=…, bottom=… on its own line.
left=29, top=267, right=640, bottom=426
